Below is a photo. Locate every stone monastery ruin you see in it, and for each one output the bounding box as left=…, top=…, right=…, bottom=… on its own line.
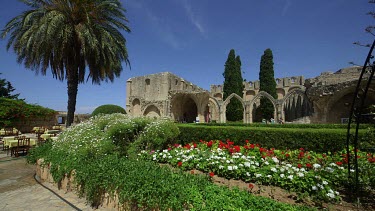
left=126, top=66, right=375, bottom=124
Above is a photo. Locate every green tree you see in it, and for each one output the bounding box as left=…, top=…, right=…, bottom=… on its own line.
left=223, top=49, right=244, bottom=121
left=259, top=48, right=277, bottom=120
left=1, top=0, right=131, bottom=126
left=92, top=104, right=126, bottom=116
left=0, top=73, right=20, bottom=99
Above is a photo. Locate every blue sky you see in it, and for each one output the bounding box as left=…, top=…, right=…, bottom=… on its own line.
left=0, top=0, right=373, bottom=114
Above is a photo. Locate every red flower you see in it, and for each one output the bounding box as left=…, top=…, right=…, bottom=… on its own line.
left=245, top=140, right=249, bottom=143
left=248, top=183, right=254, bottom=189
left=193, top=143, right=197, bottom=148
left=191, top=170, right=195, bottom=174
left=207, top=141, right=213, bottom=147
left=299, top=148, right=304, bottom=151
left=178, top=161, right=182, bottom=167
left=209, top=172, right=215, bottom=177
left=306, top=163, right=312, bottom=168
left=184, top=144, right=191, bottom=150
left=297, top=164, right=302, bottom=168
left=336, top=161, right=343, bottom=166
left=168, top=147, right=171, bottom=151
left=250, top=144, right=255, bottom=149
left=233, top=145, right=241, bottom=153
left=285, top=153, right=290, bottom=158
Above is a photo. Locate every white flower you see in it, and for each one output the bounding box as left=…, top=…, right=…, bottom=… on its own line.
left=233, top=165, right=239, bottom=170
left=272, top=157, right=279, bottom=163
left=255, top=173, right=262, bottom=178
left=326, top=192, right=335, bottom=199
left=264, top=161, right=269, bottom=165
left=246, top=172, right=251, bottom=177
left=271, top=167, right=277, bottom=172
left=226, top=160, right=231, bottom=164
left=312, top=186, right=318, bottom=191
left=267, top=175, right=272, bottom=178
left=228, top=166, right=233, bottom=170
left=325, top=167, right=334, bottom=173
left=313, top=164, right=321, bottom=169
left=297, top=172, right=304, bottom=177
left=286, top=164, right=292, bottom=168
left=280, top=168, right=285, bottom=173
left=322, top=180, right=328, bottom=185
left=219, top=165, right=224, bottom=169
left=287, top=175, right=294, bottom=180
left=280, top=174, right=285, bottom=178
left=239, top=164, right=244, bottom=167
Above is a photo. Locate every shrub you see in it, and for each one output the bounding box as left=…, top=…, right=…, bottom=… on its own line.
left=177, top=124, right=370, bottom=153
left=91, top=104, right=126, bottom=116
left=106, top=117, right=153, bottom=155
left=0, top=98, right=56, bottom=127
left=128, top=119, right=180, bottom=156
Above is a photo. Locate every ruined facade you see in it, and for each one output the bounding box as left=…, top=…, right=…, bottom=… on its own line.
left=126, top=66, right=375, bottom=124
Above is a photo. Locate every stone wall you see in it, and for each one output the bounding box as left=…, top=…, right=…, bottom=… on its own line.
left=13, top=116, right=57, bottom=133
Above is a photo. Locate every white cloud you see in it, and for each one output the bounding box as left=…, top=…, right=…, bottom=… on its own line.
left=182, top=0, right=206, bottom=37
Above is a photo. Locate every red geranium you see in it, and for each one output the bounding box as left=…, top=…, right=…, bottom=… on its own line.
left=209, top=172, right=215, bottom=177
left=336, top=161, right=343, bottom=166
left=178, top=161, right=182, bottom=167
left=297, top=164, right=302, bottom=168
left=306, top=163, right=312, bottom=168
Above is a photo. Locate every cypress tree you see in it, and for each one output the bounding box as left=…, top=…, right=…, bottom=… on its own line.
left=223, top=49, right=244, bottom=121
left=259, top=48, right=277, bottom=120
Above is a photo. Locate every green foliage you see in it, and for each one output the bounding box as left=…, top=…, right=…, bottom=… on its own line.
left=2, top=0, right=131, bottom=126
left=223, top=49, right=244, bottom=121
left=176, top=124, right=370, bottom=153
left=0, top=73, right=20, bottom=99
left=193, top=122, right=372, bottom=129
left=259, top=48, right=277, bottom=119
left=0, top=98, right=56, bottom=127
left=106, top=117, right=152, bottom=155
left=91, top=104, right=126, bottom=116
left=128, top=119, right=180, bottom=157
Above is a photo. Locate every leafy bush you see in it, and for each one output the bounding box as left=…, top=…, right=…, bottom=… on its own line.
left=177, top=125, right=370, bottom=153
left=0, top=97, right=56, bottom=127
left=128, top=119, right=180, bottom=157
left=91, top=104, right=126, bottom=116
left=106, top=117, right=153, bottom=155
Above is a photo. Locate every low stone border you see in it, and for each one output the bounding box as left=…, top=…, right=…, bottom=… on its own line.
left=36, top=159, right=122, bottom=210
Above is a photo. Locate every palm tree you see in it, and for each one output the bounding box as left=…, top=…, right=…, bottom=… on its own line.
left=1, top=0, right=131, bottom=126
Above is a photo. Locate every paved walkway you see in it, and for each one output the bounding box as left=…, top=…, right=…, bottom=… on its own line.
left=0, top=148, right=109, bottom=211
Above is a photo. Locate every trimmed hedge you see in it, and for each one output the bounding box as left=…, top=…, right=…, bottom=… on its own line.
left=91, top=104, right=126, bottom=116
left=192, top=122, right=371, bottom=129
left=177, top=125, right=370, bottom=153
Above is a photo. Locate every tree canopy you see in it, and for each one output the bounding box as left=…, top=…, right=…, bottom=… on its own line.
left=223, top=49, right=244, bottom=121
left=1, top=0, right=131, bottom=126
left=0, top=73, right=20, bottom=100
left=259, top=48, right=277, bottom=120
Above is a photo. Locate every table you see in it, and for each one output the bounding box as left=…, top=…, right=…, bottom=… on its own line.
left=7, top=139, right=37, bottom=147
left=3, top=137, right=37, bottom=147
left=45, top=130, right=60, bottom=134
left=41, top=134, right=53, bottom=140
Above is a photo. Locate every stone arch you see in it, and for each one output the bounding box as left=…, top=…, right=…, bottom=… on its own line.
left=222, top=93, right=246, bottom=123
left=326, top=85, right=375, bottom=123
left=282, top=88, right=312, bottom=122
left=171, top=93, right=198, bottom=123
left=143, top=104, right=161, bottom=118
left=249, top=91, right=277, bottom=122
left=208, top=97, right=220, bottom=122
left=132, top=98, right=141, bottom=117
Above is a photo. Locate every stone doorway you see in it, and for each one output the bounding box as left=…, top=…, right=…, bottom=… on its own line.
left=171, top=94, right=198, bottom=123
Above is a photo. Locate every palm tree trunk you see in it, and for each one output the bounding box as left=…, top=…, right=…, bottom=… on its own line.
left=66, top=71, right=79, bottom=127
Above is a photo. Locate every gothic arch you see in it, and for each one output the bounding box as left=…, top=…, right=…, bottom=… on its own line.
left=249, top=91, right=276, bottom=109
left=222, top=93, right=246, bottom=123
left=208, top=96, right=220, bottom=122
left=143, top=104, right=161, bottom=118
left=282, top=88, right=313, bottom=122
left=223, top=93, right=245, bottom=108
left=132, top=98, right=141, bottom=117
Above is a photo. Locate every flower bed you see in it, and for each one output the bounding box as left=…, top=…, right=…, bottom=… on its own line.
left=139, top=140, right=375, bottom=202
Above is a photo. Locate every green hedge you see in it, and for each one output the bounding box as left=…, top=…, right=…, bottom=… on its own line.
left=191, top=122, right=371, bottom=129
left=91, top=104, right=126, bottom=116
left=177, top=125, right=370, bottom=152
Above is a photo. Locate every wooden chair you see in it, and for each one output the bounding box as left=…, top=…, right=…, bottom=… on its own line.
left=11, top=137, right=30, bottom=157
left=4, top=127, right=14, bottom=136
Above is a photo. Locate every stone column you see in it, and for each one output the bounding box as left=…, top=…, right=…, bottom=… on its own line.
left=126, top=79, right=132, bottom=113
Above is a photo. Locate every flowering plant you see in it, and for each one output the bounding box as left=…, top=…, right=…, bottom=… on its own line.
left=139, top=140, right=375, bottom=202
